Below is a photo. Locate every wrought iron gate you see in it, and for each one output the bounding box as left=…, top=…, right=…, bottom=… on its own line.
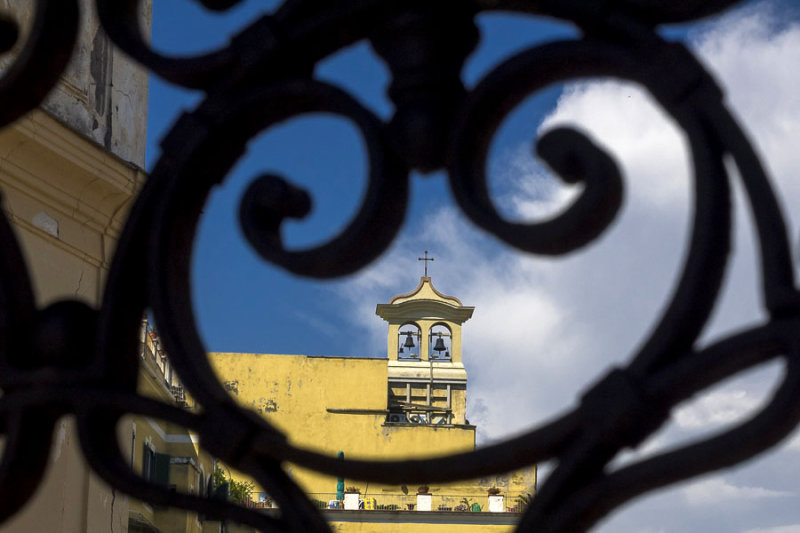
left=1, top=1, right=798, bottom=531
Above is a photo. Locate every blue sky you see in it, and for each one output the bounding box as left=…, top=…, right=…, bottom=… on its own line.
left=146, top=2, right=579, bottom=357
left=145, top=2, right=800, bottom=532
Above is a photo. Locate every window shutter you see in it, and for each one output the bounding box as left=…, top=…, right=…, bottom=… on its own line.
left=154, top=453, right=170, bottom=486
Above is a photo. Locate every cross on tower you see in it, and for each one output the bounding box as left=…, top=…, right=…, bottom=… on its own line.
left=418, top=250, right=434, bottom=277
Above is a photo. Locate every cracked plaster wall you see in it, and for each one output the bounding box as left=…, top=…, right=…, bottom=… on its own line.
left=0, top=0, right=151, bottom=167
left=0, top=3, right=151, bottom=532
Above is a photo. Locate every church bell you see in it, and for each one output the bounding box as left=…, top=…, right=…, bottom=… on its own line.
left=433, top=335, right=446, bottom=353
left=403, top=333, right=416, bottom=348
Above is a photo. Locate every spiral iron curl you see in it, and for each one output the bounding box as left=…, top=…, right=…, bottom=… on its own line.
left=0, top=0, right=796, bottom=531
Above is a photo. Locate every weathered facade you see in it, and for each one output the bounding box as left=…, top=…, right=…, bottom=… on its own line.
left=0, top=2, right=210, bottom=532
left=0, top=0, right=150, bottom=166
left=0, top=4, right=534, bottom=531
left=210, top=278, right=536, bottom=531
left=130, top=321, right=218, bottom=533
left=0, top=2, right=227, bottom=527
left=0, top=107, right=142, bottom=532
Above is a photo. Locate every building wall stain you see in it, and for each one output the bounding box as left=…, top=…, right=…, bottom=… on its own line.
left=208, top=352, right=535, bottom=507
left=223, top=380, right=239, bottom=396
left=253, top=398, right=278, bottom=414
left=89, top=28, right=108, bottom=116
left=0, top=0, right=150, bottom=167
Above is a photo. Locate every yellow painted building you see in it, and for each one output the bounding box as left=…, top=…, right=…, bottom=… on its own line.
left=0, top=3, right=534, bottom=531
left=0, top=90, right=534, bottom=533
left=0, top=107, right=227, bottom=533
left=210, top=277, right=536, bottom=531
left=129, top=321, right=219, bottom=533
left=0, top=2, right=226, bottom=532
left=0, top=1, right=149, bottom=529
left=0, top=101, right=534, bottom=533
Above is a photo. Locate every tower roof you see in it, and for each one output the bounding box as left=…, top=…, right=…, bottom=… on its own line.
left=376, top=277, right=474, bottom=324
left=389, top=276, right=461, bottom=305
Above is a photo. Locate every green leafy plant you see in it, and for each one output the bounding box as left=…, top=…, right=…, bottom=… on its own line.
left=460, top=497, right=481, bottom=511
left=417, top=484, right=430, bottom=494
left=516, top=492, right=533, bottom=508
left=213, top=467, right=255, bottom=505
left=230, top=478, right=255, bottom=504
left=345, top=486, right=360, bottom=493
left=212, top=467, right=227, bottom=489
left=487, top=486, right=502, bottom=496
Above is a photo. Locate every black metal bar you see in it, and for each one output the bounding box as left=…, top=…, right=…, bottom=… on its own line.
left=0, top=0, right=796, bottom=531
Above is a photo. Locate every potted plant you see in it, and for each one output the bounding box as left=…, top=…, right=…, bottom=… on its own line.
left=487, top=487, right=504, bottom=512
left=343, top=486, right=360, bottom=510
left=511, top=492, right=533, bottom=513
left=416, top=485, right=432, bottom=511
left=460, top=497, right=481, bottom=512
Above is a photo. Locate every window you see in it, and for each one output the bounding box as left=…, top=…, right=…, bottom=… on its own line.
left=142, top=444, right=155, bottom=481
left=142, top=444, right=170, bottom=486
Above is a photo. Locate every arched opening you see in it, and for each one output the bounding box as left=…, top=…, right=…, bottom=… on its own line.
left=428, top=323, right=452, bottom=360
left=398, top=322, right=421, bottom=359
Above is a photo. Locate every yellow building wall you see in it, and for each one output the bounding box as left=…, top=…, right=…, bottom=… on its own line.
left=0, top=2, right=152, bottom=530
left=128, top=327, right=216, bottom=533
left=211, top=352, right=476, bottom=496
left=0, top=109, right=142, bottom=532
left=209, top=351, right=535, bottom=513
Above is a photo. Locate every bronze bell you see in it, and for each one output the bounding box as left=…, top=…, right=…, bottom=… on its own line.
left=433, top=335, right=446, bottom=353
left=403, top=333, right=416, bottom=348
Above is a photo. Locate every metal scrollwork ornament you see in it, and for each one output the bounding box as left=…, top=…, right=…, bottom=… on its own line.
left=0, top=0, right=798, bottom=531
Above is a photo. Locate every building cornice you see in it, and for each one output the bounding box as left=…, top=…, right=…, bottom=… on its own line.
left=0, top=110, right=145, bottom=232
left=376, top=300, right=475, bottom=324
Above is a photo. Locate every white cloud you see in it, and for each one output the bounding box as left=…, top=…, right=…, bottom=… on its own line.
left=683, top=477, right=792, bottom=507
left=540, top=81, right=690, bottom=210
left=492, top=143, right=582, bottom=221
left=340, top=0, right=800, bottom=433
left=674, top=389, right=764, bottom=430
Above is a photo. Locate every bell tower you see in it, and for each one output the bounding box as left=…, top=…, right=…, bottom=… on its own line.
left=376, top=276, right=474, bottom=425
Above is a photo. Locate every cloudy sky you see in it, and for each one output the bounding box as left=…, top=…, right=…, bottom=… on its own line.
left=326, top=3, right=800, bottom=532
left=147, top=1, right=800, bottom=531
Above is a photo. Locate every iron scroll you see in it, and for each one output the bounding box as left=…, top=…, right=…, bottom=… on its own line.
left=0, top=0, right=798, bottom=531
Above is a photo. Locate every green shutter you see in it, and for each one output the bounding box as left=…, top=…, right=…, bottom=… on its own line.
left=154, top=453, right=170, bottom=486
